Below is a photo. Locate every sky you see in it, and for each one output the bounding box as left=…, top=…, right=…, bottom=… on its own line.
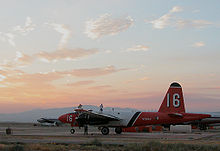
left=0, top=0, right=219, bottom=113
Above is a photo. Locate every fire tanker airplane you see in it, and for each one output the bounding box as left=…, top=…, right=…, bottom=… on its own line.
left=58, top=82, right=211, bottom=135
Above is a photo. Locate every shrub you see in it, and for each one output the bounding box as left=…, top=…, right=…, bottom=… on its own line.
left=125, top=141, right=220, bottom=151
left=10, top=145, right=25, bottom=151
left=89, top=138, right=102, bottom=146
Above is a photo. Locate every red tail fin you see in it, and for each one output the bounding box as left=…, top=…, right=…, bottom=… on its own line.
left=158, top=82, right=185, bottom=113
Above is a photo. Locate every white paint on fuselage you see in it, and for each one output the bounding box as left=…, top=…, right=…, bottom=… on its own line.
left=93, top=110, right=138, bottom=127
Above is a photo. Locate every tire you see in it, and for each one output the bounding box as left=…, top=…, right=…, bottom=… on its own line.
left=70, top=129, right=75, bottom=134
left=200, top=125, right=207, bottom=130
left=101, top=127, right=109, bottom=135
left=115, top=127, right=122, bottom=134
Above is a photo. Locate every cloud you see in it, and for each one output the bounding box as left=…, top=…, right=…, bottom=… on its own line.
left=66, top=65, right=128, bottom=77
left=0, top=69, right=63, bottom=89
left=105, top=50, right=112, bottom=53
left=150, top=14, right=172, bottom=29
left=0, top=74, right=6, bottom=82
left=36, top=48, right=99, bottom=62
left=0, top=60, right=16, bottom=69
left=0, top=65, right=126, bottom=103
left=0, top=17, right=35, bottom=47
left=16, top=72, right=62, bottom=85
left=85, top=14, right=134, bottom=39
left=169, top=6, right=183, bottom=13
left=5, top=33, right=16, bottom=46
left=126, top=45, right=149, bottom=52
left=124, top=76, right=149, bottom=84
left=88, top=85, right=117, bottom=93
left=147, top=6, right=182, bottom=29
left=139, top=77, right=148, bottom=81
left=147, top=6, right=212, bottom=29
left=46, top=23, right=71, bottom=48
left=0, top=65, right=126, bottom=85
left=0, top=32, right=16, bottom=47
left=0, top=47, right=99, bottom=69
left=0, top=52, right=33, bottom=70
left=67, top=80, right=95, bottom=87
left=0, top=66, right=127, bottom=93
left=0, top=66, right=123, bottom=112
left=193, top=41, right=205, bottom=47
left=13, top=17, right=35, bottom=35
left=176, top=19, right=213, bottom=29
left=15, top=51, right=33, bottom=66
left=89, top=85, right=112, bottom=90
left=0, top=69, right=65, bottom=106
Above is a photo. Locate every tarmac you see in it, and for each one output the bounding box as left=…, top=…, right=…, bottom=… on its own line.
left=0, top=123, right=220, bottom=145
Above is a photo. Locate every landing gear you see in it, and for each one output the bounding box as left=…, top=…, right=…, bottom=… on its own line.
left=70, top=128, right=75, bottom=134
left=84, top=125, right=88, bottom=135
left=115, top=127, right=122, bottom=134
left=199, top=124, right=207, bottom=130
left=101, top=127, right=109, bottom=135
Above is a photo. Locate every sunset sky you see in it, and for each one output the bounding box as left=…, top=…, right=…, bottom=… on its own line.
left=0, top=0, right=219, bottom=113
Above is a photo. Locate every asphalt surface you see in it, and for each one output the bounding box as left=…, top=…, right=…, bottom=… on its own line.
left=0, top=123, right=220, bottom=145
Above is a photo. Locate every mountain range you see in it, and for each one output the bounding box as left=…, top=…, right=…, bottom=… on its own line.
left=0, top=105, right=219, bottom=123
left=0, top=105, right=139, bottom=123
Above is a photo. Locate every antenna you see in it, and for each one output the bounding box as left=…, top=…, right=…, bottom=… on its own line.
left=78, top=104, right=83, bottom=109
left=100, top=104, right=103, bottom=112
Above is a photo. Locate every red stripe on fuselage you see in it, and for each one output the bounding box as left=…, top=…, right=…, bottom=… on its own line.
left=132, top=112, right=211, bottom=127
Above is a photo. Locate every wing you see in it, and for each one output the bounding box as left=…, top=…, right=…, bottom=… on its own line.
left=38, top=118, right=59, bottom=123
left=76, top=111, right=120, bottom=126
left=86, top=111, right=120, bottom=120
left=168, top=113, right=183, bottom=118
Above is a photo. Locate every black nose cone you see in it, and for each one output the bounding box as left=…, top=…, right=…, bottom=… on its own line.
left=170, top=82, right=181, bottom=88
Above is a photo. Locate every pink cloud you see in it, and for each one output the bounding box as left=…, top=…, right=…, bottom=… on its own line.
left=67, top=80, right=95, bottom=87
left=65, top=65, right=128, bottom=77
left=15, top=51, right=33, bottom=66
left=36, top=48, right=99, bottom=62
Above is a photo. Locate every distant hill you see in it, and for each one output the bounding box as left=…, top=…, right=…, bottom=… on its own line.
left=0, top=105, right=139, bottom=123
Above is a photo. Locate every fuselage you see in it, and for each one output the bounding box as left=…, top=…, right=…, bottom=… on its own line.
left=58, top=110, right=211, bottom=127
left=132, top=112, right=210, bottom=126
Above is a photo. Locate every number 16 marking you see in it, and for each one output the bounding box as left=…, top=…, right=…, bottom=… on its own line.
left=167, top=93, right=180, bottom=108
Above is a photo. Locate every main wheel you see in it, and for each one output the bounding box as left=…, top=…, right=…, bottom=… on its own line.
left=101, top=127, right=109, bottom=135
left=70, top=128, right=75, bottom=134
left=199, top=124, right=207, bottom=130
left=115, top=127, right=122, bottom=134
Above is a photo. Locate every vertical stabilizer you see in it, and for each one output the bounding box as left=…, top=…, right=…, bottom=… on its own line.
left=158, top=82, right=185, bottom=113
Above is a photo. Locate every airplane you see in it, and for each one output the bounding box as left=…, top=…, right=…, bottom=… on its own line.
left=58, top=82, right=211, bottom=135
left=185, top=113, right=220, bottom=130
left=37, top=118, right=62, bottom=126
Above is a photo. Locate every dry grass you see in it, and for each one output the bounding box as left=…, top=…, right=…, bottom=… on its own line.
left=125, top=141, right=220, bottom=151
left=0, top=140, right=220, bottom=151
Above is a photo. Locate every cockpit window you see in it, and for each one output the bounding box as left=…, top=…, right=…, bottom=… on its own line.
left=69, top=112, right=76, bottom=114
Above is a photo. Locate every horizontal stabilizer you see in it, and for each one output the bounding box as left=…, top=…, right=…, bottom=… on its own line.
left=168, top=113, right=183, bottom=118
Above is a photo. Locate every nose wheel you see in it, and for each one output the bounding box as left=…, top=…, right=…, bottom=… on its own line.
left=70, top=128, right=75, bottom=134
left=101, top=127, right=109, bottom=135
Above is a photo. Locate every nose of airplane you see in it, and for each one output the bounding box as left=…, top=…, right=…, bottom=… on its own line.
left=58, top=114, right=67, bottom=123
